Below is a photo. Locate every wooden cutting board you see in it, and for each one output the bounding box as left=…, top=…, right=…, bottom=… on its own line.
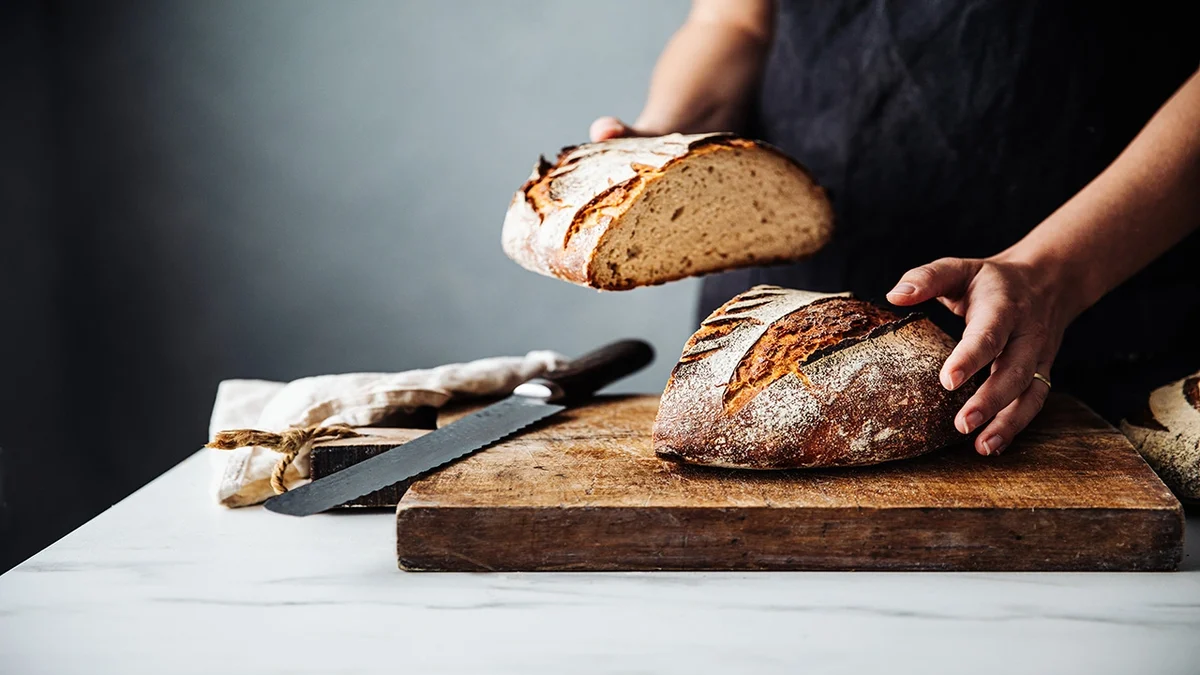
left=325, top=394, right=1184, bottom=571
left=390, top=394, right=1183, bottom=572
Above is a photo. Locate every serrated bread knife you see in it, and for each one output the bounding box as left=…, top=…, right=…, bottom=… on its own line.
left=263, top=339, right=655, bottom=516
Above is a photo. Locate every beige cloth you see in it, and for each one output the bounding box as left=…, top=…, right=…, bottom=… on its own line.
left=206, top=350, right=566, bottom=507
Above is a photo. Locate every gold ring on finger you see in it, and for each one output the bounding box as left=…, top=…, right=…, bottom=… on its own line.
left=1032, top=372, right=1052, bottom=390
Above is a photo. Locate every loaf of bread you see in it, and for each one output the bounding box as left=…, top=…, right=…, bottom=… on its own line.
left=1121, top=372, right=1200, bottom=502
left=501, top=133, right=833, bottom=290
left=653, top=285, right=979, bottom=469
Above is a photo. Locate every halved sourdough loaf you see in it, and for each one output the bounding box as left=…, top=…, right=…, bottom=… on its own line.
left=653, top=285, right=979, bottom=469
left=1121, top=372, right=1200, bottom=502
left=501, top=133, right=833, bottom=290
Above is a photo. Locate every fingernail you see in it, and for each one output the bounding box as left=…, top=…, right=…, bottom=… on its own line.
left=982, top=435, right=1004, bottom=456
left=943, top=369, right=964, bottom=390
left=888, top=282, right=916, bottom=296
left=964, top=410, right=984, bottom=433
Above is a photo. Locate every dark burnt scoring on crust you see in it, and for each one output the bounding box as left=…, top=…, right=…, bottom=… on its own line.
left=722, top=297, right=904, bottom=414
left=679, top=319, right=762, bottom=364
left=677, top=290, right=773, bottom=363
left=520, top=156, right=555, bottom=217
left=519, top=135, right=780, bottom=233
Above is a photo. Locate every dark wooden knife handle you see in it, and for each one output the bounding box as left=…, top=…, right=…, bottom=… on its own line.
left=515, top=339, right=654, bottom=403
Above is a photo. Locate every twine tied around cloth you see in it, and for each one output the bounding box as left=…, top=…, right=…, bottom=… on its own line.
left=206, top=425, right=361, bottom=494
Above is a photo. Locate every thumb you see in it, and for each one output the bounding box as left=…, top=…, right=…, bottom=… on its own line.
left=887, top=257, right=978, bottom=306
left=589, top=116, right=641, bottom=142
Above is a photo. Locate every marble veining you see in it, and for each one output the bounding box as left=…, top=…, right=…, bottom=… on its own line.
left=0, top=451, right=1198, bottom=675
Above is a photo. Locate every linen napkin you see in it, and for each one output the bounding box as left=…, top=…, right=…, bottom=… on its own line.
left=206, top=350, right=566, bottom=507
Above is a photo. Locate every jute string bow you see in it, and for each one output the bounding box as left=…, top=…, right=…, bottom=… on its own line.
left=206, top=425, right=361, bottom=494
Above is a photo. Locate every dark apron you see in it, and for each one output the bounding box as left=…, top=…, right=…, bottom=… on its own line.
left=700, top=0, right=1200, bottom=421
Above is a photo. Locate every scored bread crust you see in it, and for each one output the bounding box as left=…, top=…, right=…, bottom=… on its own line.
left=501, top=132, right=832, bottom=290
left=1121, top=373, right=1200, bottom=502
left=653, top=285, right=979, bottom=469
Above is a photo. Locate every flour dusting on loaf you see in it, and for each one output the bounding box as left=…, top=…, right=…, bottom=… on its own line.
left=1121, top=373, right=1200, bottom=502
left=502, top=133, right=833, bottom=290
left=654, top=285, right=978, bottom=469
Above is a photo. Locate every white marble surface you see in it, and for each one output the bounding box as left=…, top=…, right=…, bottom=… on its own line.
left=2, top=451, right=1198, bottom=675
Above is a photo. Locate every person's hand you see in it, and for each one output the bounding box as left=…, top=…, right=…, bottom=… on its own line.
left=589, top=116, right=659, bottom=142
left=887, top=254, right=1082, bottom=456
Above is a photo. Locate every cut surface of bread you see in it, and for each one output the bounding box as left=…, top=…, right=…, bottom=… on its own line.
left=502, top=133, right=833, bottom=290
left=653, top=285, right=979, bottom=469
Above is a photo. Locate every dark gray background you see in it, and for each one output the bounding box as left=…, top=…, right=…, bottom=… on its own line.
left=0, top=0, right=693, bottom=571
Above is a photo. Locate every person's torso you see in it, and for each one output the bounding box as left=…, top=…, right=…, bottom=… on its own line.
left=703, top=0, right=1199, bottom=386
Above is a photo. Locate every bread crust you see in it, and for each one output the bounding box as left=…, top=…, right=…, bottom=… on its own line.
left=653, top=285, right=979, bottom=469
left=1121, top=374, right=1200, bottom=502
left=501, top=133, right=831, bottom=290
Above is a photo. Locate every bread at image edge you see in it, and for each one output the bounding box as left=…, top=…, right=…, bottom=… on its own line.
left=653, top=285, right=980, bottom=469
left=1121, top=372, right=1200, bottom=502
left=501, top=133, right=833, bottom=290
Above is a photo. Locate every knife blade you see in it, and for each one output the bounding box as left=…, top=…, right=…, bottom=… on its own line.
left=263, top=339, right=654, bottom=516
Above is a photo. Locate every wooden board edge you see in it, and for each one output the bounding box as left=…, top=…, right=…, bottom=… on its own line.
left=396, top=504, right=1184, bottom=573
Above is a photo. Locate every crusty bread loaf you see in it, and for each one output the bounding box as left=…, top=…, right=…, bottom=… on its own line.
left=501, top=133, right=833, bottom=290
left=1121, top=372, right=1200, bottom=502
left=653, top=285, right=979, bottom=469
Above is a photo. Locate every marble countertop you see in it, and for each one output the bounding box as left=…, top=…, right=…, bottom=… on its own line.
left=2, top=451, right=1198, bottom=675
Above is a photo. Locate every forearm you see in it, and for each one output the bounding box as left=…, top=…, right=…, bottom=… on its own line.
left=633, top=0, right=772, bottom=135
left=1000, top=69, right=1200, bottom=317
